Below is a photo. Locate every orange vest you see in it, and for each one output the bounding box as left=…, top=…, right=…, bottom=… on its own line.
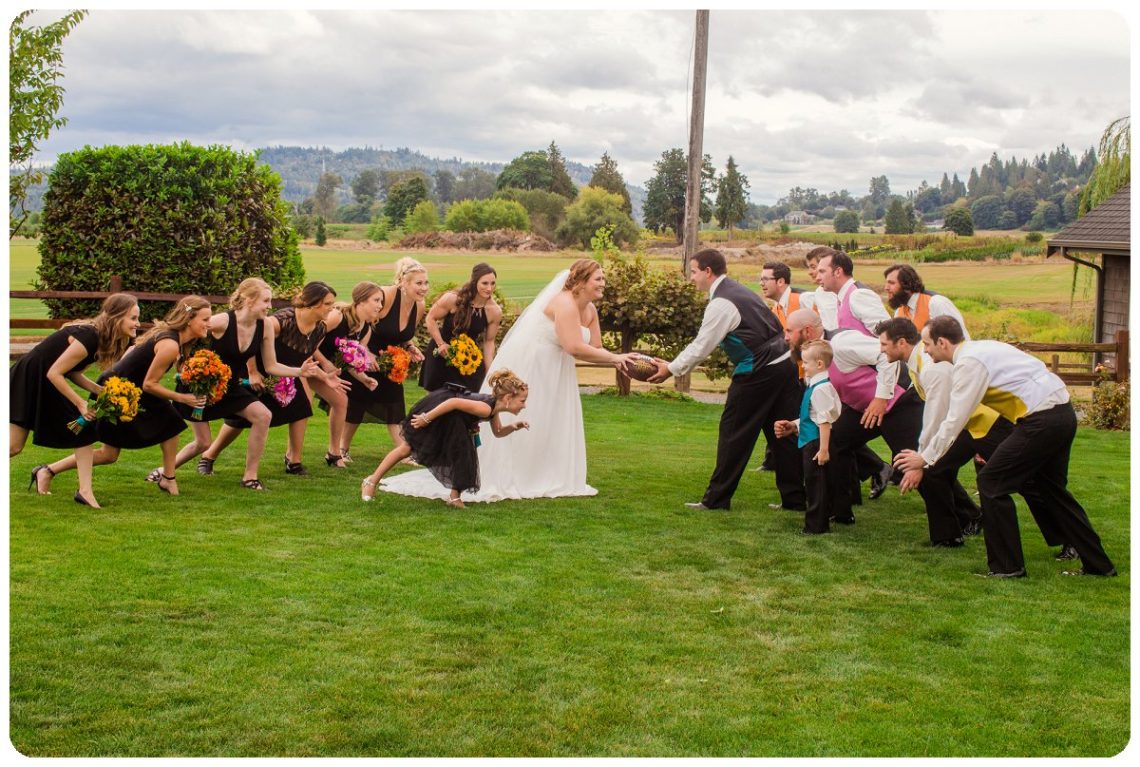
left=897, top=292, right=933, bottom=329
left=774, top=289, right=802, bottom=329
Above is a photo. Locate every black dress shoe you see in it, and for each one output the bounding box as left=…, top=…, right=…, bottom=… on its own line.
left=1055, top=544, right=1079, bottom=561
left=769, top=503, right=806, bottom=511
left=1062, top=567, right=1118, bottom=577
left=831, top=515, right=856, bottom=525
left=932, top=537, right=965, bottom=548
left=869, top=464, right=893, bottom=500
left=962, top=519, right=983, bottom=537
left=799, top=528, right=829, bottom=536
left=982, top=568, right=1027, bottom=578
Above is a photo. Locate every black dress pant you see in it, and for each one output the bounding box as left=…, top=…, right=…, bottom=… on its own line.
left=702, top=357, right=805, bottom=510
left=802, top=439, right=832, bottom=533
left=975, top=403, right=1115, bottom=575
left=828, top=389, right=924, bottom=522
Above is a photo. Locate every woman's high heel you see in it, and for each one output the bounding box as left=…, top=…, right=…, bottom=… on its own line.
left=325, top=452, right=347, bottom=468
left=73, top=490, right=101, bottom=509
left=361, top=477, right=377, bottom=502
left=157, top=474, right=178, bottom=496
left=29, top=464, right=54, bottom=494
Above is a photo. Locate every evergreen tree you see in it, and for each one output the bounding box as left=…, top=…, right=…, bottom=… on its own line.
left=315, top=216, right=327, bottom=246
left=714, top=155, right=750, bottom=236
left=547, top=141, right=578, bottom=201
left=588, top=151, right=631, bottom=214
left=643, top=148, right=715, bottom=242
left=884, top=198, right=910, bottom=234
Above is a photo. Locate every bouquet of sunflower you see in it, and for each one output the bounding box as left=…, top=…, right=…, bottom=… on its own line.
left=67, top=376, right=142, bottom=434
left=442, top=333, right=483, bottom=376
left=335, top=337, right=370, bottom=374
left=178, top=349, right=232, bottom=419
left=375, top=345, right=411, bottom=384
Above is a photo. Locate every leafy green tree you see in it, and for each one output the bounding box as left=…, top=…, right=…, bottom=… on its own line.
left=547, top=141, right=578, bottom=201
left=9, top=9, right=87, bottom=238
left=1026, top=200, right=1061, bottom=230
left=913, top=185, right=942, bottom=214
left=384, top=175, right=430, bottom=225
left=555, top=186, right=639, bottom=248
left=868, top=175, right=891, bottom=218
left=884, top=198, right=910, bottom=234
left=996, top=210, right=1017, bottom=229
left=493, top=188, right=568, bottom=241
left=314, top=216, right=327, bottom=245
left=366, top=213, right=391, bottom=241
left=1079, top=116, right=1129, bottom=216
left=350, top=168, right=381, bottom=204
left=37, top=143, right=304, bottom=318
left=444, top=198, right=529, bottom=232
left=313, top=171, right=342, bottom=220
left=403, top=199, right=440, bottom=234
left=643, top=148, right=715, bottom=241
left=496, top=150, right=553, bottom=192
left=588, top=152, right=631, bottom=214
left=1005, top=187, right=1037, bottom=226
left=969, top=195, right=1005, bottom=229
left=833, top=210, right=860, bottom=233
left=453, top=166, right=497, bottom=200
left=943, top=207, right=974, bottom=236
left=714, top=155, right=750, bottom=236
left=432, top=169, right=456, bottom=203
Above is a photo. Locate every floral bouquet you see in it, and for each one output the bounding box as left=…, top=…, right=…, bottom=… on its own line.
left=252, top=374, right=297, bottom=407
left=335, top=337, right=370, bottom=374
left=178, top=349, right=232, bottom=419
left=375, top=345, right=411, bottom=384
left=67, top=376, right=142, bottom=434
left=442, top=333, right=483, bottom=376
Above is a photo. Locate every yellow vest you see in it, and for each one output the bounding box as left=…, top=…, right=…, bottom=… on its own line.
left=956, top=340, right=1067, bottom=423
left=911, top=349, right=1001, bottom=438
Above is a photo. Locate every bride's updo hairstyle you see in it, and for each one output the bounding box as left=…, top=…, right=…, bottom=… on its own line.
left=394, top=257, right=427, bottom=286
left=562, top=258, right=601, bottom=296
left=488, top=368, right=528, bottom=399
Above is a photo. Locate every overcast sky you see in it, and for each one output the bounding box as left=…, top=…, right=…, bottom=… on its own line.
left=28, top=4, right=1132, bottom=204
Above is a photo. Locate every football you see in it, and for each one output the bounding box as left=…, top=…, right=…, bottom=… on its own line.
left=625, top=354, right=660, bottom=382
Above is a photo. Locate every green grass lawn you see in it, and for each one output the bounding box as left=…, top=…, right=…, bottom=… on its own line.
left=8, top=391, right=1129, bottom=756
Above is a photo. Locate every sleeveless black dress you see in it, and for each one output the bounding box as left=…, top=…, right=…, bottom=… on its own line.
left=347, top=288, right=419, bottom=425
left=316, top=313, right=369, bottom=415
left=401, top=388, right=497, bottom=493
left=418, top=306, right=490, bottom=392
left=226, top=307, right=326, bottom=429
left=96, top=330, right=188, bottom=449
left=174, top=311, right=263, bottom=421
left=9, top=324, right=101, bottom=448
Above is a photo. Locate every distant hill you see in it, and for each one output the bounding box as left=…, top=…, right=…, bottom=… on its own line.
left=256, top=145, right=647, bottom=223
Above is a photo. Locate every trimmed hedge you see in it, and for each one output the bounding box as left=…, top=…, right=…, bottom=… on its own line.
left=36, top=142, right=305, bottom=319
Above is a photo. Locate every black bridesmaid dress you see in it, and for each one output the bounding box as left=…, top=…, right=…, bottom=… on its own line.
left=401, top=388, right=497, bottom=493
left=9, top=324, right=101, bottom=449
left=347, top=288, right=419, bottom=425
left=418, top=307, right=490, bottom=392
left=174, top=311, right=263, bottom=421
left=96, top=330, right=188, bottom=449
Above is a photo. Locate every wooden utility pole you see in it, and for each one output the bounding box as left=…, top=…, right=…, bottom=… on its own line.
left=682, top=9, right=709, bottom=275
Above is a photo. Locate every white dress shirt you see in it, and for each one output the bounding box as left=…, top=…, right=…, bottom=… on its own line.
left=811, top=287, right=838, bottom=331
left=899, top=293, right=972, bottom=340
left=907, top=345, right=952, bottom=456
left=670, top=275, right=789, bottom=377
left=829, top=330, right=900, bottom=401
left=836, top=279, right=890, bottom=335
left=792, top=370, right=843, bottom=430
left=919, top=348, right=1070, bottom=467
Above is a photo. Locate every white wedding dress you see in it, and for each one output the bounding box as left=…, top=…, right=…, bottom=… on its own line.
left=379, top=270, right=597, bottom=502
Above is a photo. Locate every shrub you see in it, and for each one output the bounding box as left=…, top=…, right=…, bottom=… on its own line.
left=493, top=188, right=568, bottom=241
left=833, top=210, right=860, bottom=233
left=943, top=208, right=974, bottom=236
left=1088, top=373, right=1129, bottom=430
left=556, top=186, right=639, bottom=248
left=1025, top=231, right=1043, bottom=244
left=366, top=214, right=391, bottom=241
left=36, top=142, right=304, bottom=320
left=403, top=200, right=440, bottom=234
left=315, top=217, right=327, bottom=246
left=443, top=198, right=530, bottom=232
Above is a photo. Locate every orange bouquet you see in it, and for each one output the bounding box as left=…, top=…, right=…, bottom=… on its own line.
left=375, top=345, right=411, bottom=384
left=178, top=349, right=232, bottom=419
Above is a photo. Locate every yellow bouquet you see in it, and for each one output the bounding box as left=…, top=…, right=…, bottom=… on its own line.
left=67, top=376, right=142, bottom=434
left=444, top=333, right=483, bottom=376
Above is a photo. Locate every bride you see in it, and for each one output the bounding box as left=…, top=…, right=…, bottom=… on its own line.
left=378, top=259, right=635, bottom=502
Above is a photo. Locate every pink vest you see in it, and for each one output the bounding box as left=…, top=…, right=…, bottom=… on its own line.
left=836, top=282, right=873, bottom=337
left=827, top=330, right=905, bottom=413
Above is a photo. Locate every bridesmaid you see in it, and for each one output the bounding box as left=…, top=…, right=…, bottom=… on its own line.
left=145, top=278, right=316, bottom=490
left=209, top=281, right=349, bottom=475
left=39, top=296, right=213, bottom=499
left=419, top=262, right=502, bottom=392
left=342, top=257, right=427, bottom=456
left=316, top=281, right=385, bottom=465
left=12, top=293, right=140, bottom=508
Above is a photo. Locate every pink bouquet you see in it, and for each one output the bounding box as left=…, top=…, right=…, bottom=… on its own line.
left=335, top=337, right=370, bottom=374
left=259, top=374, right=297, bottom=407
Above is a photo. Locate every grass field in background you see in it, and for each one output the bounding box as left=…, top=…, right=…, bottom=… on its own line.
left=8, top=392, right=1129, bottom=757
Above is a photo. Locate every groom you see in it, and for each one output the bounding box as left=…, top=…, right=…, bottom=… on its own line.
left=648, top=249, right=805, bottom=511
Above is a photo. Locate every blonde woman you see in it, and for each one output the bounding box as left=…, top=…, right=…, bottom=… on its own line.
left=13, top=293, right=140, bottom=508
left=343, top=258, right=427, bottom=456
left=381, top=259, right=637, bottom=502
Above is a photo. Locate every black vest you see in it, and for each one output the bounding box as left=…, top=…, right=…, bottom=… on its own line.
left=712, top=278, right=787, bottom=375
